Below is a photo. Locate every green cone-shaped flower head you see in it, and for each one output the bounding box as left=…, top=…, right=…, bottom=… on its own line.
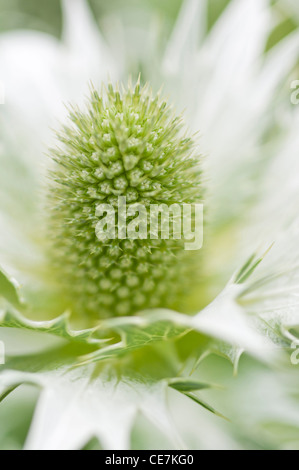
left=48, top=82, right=203, bottom=320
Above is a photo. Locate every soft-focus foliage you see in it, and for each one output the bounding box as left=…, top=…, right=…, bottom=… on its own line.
left=0, top=0, right=299, bottom=450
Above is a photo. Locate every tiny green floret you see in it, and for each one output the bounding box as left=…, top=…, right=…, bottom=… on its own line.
left=48, top=82, right=204, bottom=320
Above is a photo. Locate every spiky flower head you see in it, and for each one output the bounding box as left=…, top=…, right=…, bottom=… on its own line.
left=48, top=81, right=203, bottom=321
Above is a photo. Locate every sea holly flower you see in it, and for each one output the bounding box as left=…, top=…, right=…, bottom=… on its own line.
left=47, top=82, right=204, bottom=320
left=0, top=0, right=299, bottom=450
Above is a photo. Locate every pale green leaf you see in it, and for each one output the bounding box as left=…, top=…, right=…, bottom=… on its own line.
left=0, top=267, right=22, bottom=309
